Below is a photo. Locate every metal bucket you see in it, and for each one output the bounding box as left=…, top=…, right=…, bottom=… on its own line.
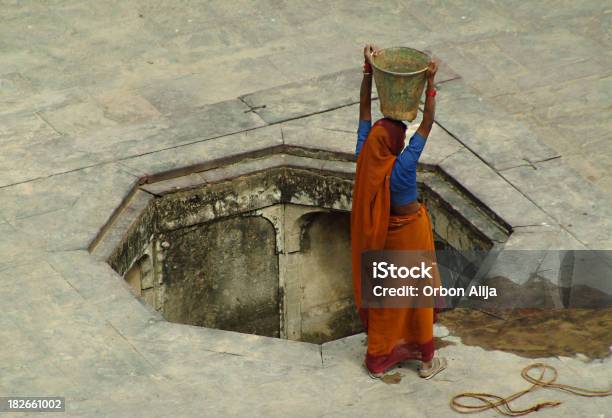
left=371, top=47, right=429, bottom=122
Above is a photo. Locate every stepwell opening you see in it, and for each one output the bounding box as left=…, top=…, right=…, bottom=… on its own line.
left=103, top=163, right=507, bottom=344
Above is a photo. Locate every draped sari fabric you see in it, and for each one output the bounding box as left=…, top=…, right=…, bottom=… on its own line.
left=351, top=118, right=436, bottom=374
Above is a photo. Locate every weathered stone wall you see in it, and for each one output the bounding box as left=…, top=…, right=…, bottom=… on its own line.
left=161, top=215, right=280, bottom=337
left=295, top=211, right=361, bottom=343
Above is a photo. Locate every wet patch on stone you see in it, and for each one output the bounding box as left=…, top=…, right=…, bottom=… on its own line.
left=434, top=337, right=457, bottom=350
left=439, top=308, right=612, bottom=360
left=381, top=372, right=402, bottom=384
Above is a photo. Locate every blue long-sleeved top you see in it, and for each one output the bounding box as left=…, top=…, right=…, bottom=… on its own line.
left=356, top=119, right=426, bottom=206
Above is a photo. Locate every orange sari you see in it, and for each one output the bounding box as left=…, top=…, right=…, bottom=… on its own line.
left=351, top=119, right=436, bottom=374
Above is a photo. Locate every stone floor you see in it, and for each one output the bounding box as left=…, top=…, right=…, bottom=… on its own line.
left=1, top=1, right=611, bottom=417
left=2, top=0, right=610, bottom=195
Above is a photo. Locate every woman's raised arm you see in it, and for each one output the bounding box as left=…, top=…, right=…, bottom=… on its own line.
left=416, top=60, right=438, bottom=139
left=359, top=44, right=379, bottom=121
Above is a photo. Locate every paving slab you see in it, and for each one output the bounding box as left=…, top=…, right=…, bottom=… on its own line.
left=0, top=261, right=83, bottom=314
left=527, top=76, right=610, bottom=122
left=0, top=72, right=36, bottom=112
left=130, top=320, right=323, bottom=369
left=432, top=39, right=526, bottom=97
left=0, top=310, right=52, bottom=366
left=501, top=158, right=612, bottom=249
left=513, top=56, right=609, bottom=94
left=435, top=80, right=560, bottom=170
left=39, top=97, right=120, bottom=138
left=240, top=68, right=362, bottom=124
left=138, top=56, right=294, bottom=114
left=407, top=0, right=523, bottom=44
left=0, top=113, right=101, bottom=187
left=492, top=27, right=602, bottom=70
left=0, top=85, right=91, bottom=121
left=562, top=146, right=612, bottom=197
left=488, top=0, right=610, bottom=22
left=0, top=361, right=84, bottom=401
left=119, top=124, right=284, bottom=177
left=69, top=98, right=267, bottom=163
left=0, top=135, right=108, bottom=189
left=1, top=163, right=138, bottom=251
left=505, top=225, right=588, bottom=251
left=280, top=121, right=357, bottom=157
left=46, top=250, right=145, bottom=311
left=0, top=221, right=47, bottom=272
left=44, top=250, right=161, bottom=340
left=278, top=102, right=382, bottom=136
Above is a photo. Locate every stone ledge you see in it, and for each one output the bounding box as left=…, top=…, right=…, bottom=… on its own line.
left=130, top=321, right=324, bottom=369
left=419, top=171, right=509, bottom=245
left=95, top=147, right=512, bottom=271
left=118, top=125, right=284, bottom=180
left=139, top=154, right=355, bottom=197
left=439, top=148, right=550, bottom=229
left=90, top=189, right=155, bottom=261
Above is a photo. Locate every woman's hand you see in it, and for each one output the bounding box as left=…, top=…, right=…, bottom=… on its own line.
left=426, top=60, right=438, bottom=86
left=418, top=60, right=439, bottom=139
left=363, top=44, right=381, bottom=64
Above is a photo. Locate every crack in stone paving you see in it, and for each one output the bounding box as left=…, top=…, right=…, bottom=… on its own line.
left=320, top=345, right=324, bottom=366
left=105, top=321, right=160, bottom=370
left=499, top=155, right=563, bottom=171
left=436, top=148, right=464, bottom=166
left=34, top=110, right=64, bottom=137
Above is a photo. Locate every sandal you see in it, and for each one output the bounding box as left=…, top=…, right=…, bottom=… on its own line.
left=364, top=361, right=397, bottom=380
left=418, top=357, right=447, bottom=380
left=365, top=361, right=386, bottom=379
left=368, top=370, right=385, bottom=379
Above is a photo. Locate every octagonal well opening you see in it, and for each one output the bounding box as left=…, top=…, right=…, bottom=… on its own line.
left=95, top=159, right=508, bottom=344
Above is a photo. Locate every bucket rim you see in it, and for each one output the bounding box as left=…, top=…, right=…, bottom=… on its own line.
left=370, top=46, right=430, bottom=76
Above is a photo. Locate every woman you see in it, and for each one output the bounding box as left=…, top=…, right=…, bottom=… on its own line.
left=351, top=44, right=446, bottom=379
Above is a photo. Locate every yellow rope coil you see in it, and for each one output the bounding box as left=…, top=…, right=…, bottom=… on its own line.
left=450, top=363, right=612, bottom=416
